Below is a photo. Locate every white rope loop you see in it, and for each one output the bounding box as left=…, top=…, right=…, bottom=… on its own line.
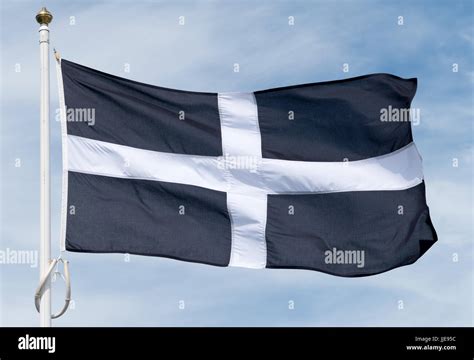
left=34, top=257, right=71, bottom=319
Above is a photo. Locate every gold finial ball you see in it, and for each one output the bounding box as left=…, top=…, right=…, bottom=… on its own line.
left=36, top=7, right=53, bottom=25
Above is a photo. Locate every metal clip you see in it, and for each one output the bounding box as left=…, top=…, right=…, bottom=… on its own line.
left=53, top=48, right=61, bottom=62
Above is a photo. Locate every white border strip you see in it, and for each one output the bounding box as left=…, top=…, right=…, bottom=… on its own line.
left=56, top=58, right=68, bottom=252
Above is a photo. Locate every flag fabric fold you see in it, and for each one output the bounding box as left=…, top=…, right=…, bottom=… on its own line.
left=57, top=59, right=437, bottom=276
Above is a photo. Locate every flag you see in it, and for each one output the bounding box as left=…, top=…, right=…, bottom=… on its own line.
left=57, top=59, right=437, bottom=276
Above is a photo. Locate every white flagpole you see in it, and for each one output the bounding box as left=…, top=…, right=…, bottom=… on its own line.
left=36, top=7, right=53, bottom=328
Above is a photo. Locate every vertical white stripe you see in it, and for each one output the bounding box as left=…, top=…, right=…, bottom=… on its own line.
left=226, top=192, right=267, bottom=268
left=217, top=92, right=262, bottom=156
left=218, top=93, right=267, bottom=268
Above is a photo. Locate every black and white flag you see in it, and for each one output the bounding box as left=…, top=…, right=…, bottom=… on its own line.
left=57, top=59, right=437, bottom=276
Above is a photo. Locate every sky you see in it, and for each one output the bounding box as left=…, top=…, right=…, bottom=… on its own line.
left=0, top=0, right=472, bottom=326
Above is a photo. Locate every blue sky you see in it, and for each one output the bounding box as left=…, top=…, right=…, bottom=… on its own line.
left=0, top=0, right=472, bottom=326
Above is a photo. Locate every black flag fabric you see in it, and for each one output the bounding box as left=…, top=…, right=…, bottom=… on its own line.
left=57, top=59, right=437, bottom=276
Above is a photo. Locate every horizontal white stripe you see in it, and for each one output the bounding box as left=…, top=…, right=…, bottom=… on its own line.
left=261, top=142, right=423, bottom=194
left=68, top=135, right=229, bottom=192
left=68, top=135, right=423, bottom=195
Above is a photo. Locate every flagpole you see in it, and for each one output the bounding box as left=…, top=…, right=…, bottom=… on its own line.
left=36, top=7, right=53, bottom=328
